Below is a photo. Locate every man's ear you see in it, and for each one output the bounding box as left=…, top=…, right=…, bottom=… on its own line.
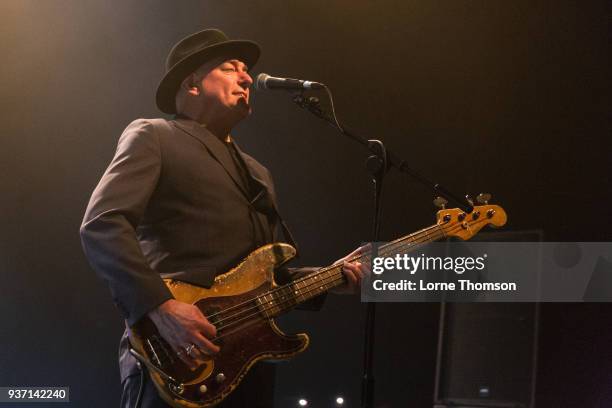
left=181, top=74, right=200, bottom=96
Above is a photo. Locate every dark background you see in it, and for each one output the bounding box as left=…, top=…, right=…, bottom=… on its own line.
left=0, top=1, right=610, bottom=407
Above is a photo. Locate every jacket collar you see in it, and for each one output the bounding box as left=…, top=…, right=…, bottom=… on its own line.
left=171, top=117, right=269, bottom=201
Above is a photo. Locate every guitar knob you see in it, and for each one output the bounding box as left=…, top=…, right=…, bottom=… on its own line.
left=476, top=193, right=491, bottom=204
left=465, top=195, right=475, bottom=206
left=170, top=383, right=185, bottom=395
left=216, top=373, right=226, bottom=383
left=433, top=196, right=448, bottom=209
left=199, top=384, right=208, bottom=394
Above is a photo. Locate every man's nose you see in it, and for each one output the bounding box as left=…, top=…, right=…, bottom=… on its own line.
left=238, top=71, right=253, bottom=89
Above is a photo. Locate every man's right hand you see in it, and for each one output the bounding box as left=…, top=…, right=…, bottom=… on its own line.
left=147, top=299, right=220, bottom=369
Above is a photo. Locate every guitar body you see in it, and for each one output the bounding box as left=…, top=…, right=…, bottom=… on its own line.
left=128, top=243, right=309, bottom=408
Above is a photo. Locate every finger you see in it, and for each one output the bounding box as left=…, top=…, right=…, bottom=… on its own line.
left=192, top=309, right=218, bottom=338
left=360, top=259, right=372, bottom=276
left=193, top=333, right=221, bottom=355
left=174, top=345, right=198, bottom=369
left=346, top=247, right=364, bottom=260
left=353, top=262, right=364, bottom=281
left=345, top=261, right=364, bottom=280
left=196, top=320, right=217, bottom=339
left=344, top=245, right=370, bottom=267
left=342, top=263, right=358, bottom=287
left=204, top=320, right=217, bottom=338
left=177, top=340, right=212, bottom=368
left=351, top=243, right=371, bottom=257
left=183, top=343, right=207, bottom=363
left=353, top=262, right=365, bottom=280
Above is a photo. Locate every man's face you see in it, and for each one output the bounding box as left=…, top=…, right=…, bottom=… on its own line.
left=197, top=58, right=253, bottom=119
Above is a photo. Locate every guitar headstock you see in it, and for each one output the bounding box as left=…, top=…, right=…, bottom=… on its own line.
left=436, top=204, right=507, bottom=241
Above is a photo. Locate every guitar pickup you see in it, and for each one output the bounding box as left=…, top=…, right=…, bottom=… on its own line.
left=146, top=335, right=177, bottom=368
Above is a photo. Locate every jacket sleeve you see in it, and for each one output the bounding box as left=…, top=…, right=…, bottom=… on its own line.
left=79, top=119, right=173, bottom=326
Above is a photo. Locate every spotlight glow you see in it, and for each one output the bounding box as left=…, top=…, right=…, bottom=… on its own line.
left=298, top=399, right=308, bottom=406
left=336, top=396, right=345, bottom=405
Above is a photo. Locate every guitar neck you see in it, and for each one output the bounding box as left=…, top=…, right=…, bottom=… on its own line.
left=259, top=222, right=447, bottom=317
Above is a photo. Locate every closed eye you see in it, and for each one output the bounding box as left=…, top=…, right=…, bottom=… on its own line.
left=221, top=60, right=248, bottom=73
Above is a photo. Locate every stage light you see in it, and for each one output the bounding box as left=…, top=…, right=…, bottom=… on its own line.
left=298, top=398, right=308, bottom=406
left=336, top=396, right=345, bottom=405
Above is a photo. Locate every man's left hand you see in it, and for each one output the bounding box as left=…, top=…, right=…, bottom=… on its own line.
left=331, top=245, right=369, bottom=295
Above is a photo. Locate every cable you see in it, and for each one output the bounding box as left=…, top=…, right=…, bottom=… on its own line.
left=134, top=364, right=145, bottom=408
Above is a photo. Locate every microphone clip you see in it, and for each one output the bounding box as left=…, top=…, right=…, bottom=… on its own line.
left=292, top=93, right=325, bottom=119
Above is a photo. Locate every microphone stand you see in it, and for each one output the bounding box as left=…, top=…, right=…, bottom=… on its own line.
left=292, top=93, right=472, bottom=408
left=292, top=94, right=473, bottom=213
left=362, top=138, right=386, bottom=408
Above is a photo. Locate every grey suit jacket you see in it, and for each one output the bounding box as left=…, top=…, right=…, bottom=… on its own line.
left=80, top=117, right=322, bottom=327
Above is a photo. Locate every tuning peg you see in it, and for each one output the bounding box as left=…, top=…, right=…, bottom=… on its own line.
left=465, top=194, right=475, bottom=206
left=476, top=193, right=492, bottom=204
left=433, top=196, right=448, bottom=209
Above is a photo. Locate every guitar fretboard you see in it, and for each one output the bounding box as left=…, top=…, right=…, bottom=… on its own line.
left=255, top=223, right=447, bottom=318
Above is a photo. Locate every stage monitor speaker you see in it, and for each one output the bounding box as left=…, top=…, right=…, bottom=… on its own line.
left=433, top=230, right=542, bottom=408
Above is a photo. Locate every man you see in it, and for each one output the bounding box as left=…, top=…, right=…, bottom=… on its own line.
left=80, top=29, right=365, bottom=407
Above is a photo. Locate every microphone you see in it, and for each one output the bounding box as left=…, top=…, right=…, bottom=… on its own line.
left=255, top=73, right=324, bottom=91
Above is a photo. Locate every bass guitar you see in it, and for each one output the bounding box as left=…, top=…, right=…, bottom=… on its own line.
left=128, top=202, right=507, bottom=407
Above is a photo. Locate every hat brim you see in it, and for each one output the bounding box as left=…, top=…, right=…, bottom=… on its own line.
left=156, top=40, right=260, bottom=114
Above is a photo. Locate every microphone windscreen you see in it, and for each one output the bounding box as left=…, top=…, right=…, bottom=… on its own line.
left=255, top=73, right=270, bottom=91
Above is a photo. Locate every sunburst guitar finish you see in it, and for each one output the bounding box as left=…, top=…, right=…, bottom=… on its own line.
left=129, top=243, right=308, bottom=408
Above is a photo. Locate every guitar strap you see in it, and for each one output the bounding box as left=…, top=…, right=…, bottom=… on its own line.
left=277, top=213, right=299, bottom=256
left=249, top=188, right=300, bottom=257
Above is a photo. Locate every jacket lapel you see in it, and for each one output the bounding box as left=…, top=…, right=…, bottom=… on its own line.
left=232, top=142, right=277, bottom=245
left=171, top=118, right=288, bottom=246
left=234, top=142, right=299, bottom=248
left=231, top=142, right=272, bottom=200
left=172, top=119, right=251, bottom=199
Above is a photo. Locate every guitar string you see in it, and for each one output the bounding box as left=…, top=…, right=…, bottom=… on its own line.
left=210, top=229, right=457, bottom=337
left=209, top=221, right=471, bottom=333
left=282, top=212, right=485, bottom=290
left=156, top=216, right=493, bottom=364
left=208, top=221, right=479, bottom=337
left=212, top=275, right=345, bottom=338
left=205, top=223, right=443, bottom=323
left=211, top=275, right=349, bottom=342
left=207, top=223, right=443, bottom=327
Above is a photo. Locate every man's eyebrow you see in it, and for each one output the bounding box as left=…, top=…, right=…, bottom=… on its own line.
left=226, top=59, right=249, bottom=71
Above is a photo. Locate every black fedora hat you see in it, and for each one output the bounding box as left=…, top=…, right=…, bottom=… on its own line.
left=156, top=28, right=260, bottom=114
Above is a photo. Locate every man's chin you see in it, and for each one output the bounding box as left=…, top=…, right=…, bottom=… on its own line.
left=236, top=99, right=252, bottom=116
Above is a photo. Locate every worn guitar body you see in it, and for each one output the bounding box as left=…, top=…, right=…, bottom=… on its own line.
left=128, top=243, right=308, bottom=408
